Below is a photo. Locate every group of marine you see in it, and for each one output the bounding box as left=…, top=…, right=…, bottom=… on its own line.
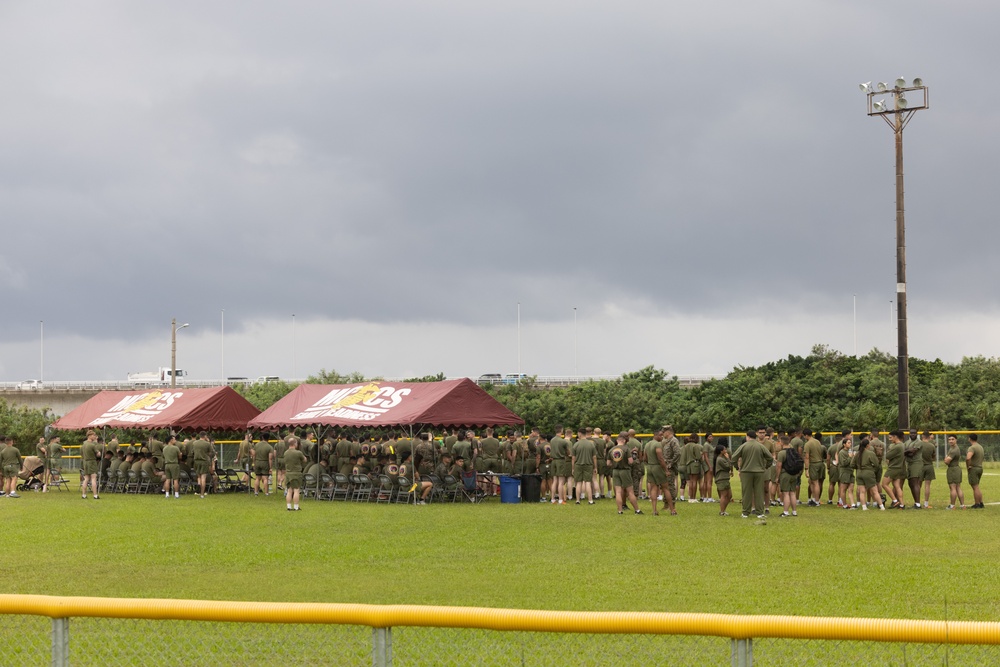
left=2, top=425, right=986, bottom=517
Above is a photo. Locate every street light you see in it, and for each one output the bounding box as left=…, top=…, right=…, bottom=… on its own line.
left=171, top=318, right=189, bottom=389
left=861, top=76, right=929, bottom=430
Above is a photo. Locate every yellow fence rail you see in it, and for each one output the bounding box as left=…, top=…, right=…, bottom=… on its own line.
left=3, top=595, right=1000, bottom=666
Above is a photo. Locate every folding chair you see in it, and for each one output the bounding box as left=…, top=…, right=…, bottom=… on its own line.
left=47, top=468, right=69, bottom=492
left=426, top=474, right=444, bottom=503
left=332, top=473, right=352, bottom=501
left=318, top=474, right=335, bottom=500
left=125, top=470, right=140, bottom=494
left=442, top=475, right=461, bottom=503
left=138, top=470, right=153, bottom=494
left=395, top=476, right=417, bottom=504
left=461, top=470, right=485, bottom=503
left=303, top=473, right=316, bottom=499
left=374, top=475, right=394, bottom=503
left=351, top=475, right=372, bottom=502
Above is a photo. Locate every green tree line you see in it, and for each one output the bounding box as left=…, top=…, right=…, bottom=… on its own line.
left=7, top=348, right=1000, bottom=450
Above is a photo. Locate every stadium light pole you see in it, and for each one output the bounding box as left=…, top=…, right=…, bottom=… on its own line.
left=573, top=307, right=578, bottom=376
left=861, top=77, right=929, bottom=430
left=40, top=320, right=44, bottom=384
left=171, top=318, right=189, bottom=389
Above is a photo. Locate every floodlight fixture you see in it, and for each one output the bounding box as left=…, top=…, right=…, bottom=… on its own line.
left=897, top=95, right=908, bottom=109
left=895, top=77, right=907, bottom=89
left=873, top=100, right=886, bottom=112
left=860, top=81, right=872, bottom=93
left=912, top=77, right=923, bottom=87
left=877, top=81, right=889, bottom=92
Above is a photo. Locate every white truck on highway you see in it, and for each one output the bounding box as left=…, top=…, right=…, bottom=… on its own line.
left=127, top=368, right=187, bottom=387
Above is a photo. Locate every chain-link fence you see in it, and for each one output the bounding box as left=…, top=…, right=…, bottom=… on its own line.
left=4, top=597, right=1000, bottom=666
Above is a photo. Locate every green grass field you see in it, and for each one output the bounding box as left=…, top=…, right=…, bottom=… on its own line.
left=2, top=469, right=997, bottom=622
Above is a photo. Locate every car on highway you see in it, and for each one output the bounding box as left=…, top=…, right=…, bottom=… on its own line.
left=477, top=374, right=502, bottom=386
left=18, top=379, right=43, bottom=390
left=503, top=373, right=527, bottom=385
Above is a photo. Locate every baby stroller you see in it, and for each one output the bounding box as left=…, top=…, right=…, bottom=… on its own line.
left=17, top=456, right=44, bottom=492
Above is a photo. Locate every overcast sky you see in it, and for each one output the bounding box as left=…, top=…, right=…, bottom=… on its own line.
left=1, top=1, right=998, bottom=382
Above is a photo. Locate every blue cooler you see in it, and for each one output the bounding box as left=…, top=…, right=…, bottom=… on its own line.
left=499, top=475, right=521, bottom=503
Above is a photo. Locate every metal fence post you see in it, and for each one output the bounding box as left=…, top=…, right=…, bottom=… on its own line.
left=372, top=626, right=392, bottom=667
left=731, top=637, right=753, bottom=667
left=51, top=617, right=69, bottom=667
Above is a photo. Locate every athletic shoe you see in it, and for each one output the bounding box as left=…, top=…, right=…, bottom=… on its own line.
left=913, top=503, right=921, bottom=509
left=82, top=495, right=87, bottom=499
left=174, top=493, right=179, bottom=498
left=575, top=501, right=581, bottom=505
left=635, top=509, right=643, bottom=515
left=946, top=505, right=955, bottom=510
left=741, top=514, right=749, bottom=518
left=719, top=512, right=728, bottom=516
left=961, top=505, right=968, bottom=510
left=93, top=496, right=99, bottom=500
left=287, top=507, right=292, bottom=511
left=688, top=499, right=698, bottom=504
left=764, top=509, right=770, bottom=515
left=0, top=492, right=5, bottom=497
left=861, top=505, right=868, bottom=511
left=588, top=501, right=595, bottom=505
left=791, top=511, right=797, bottom=516
left=8, top=492, right=20, bottom=498
left=924, top=503, right=932, bottom=509
left=657, top=495, right=663, bottom=501
left=879, top=505, right=886, bottom=510
left=618, top=511, right=624, bottom=515
left=780, top=511, right=790, bottom=517
left=827, top=500, right=834, bottom=505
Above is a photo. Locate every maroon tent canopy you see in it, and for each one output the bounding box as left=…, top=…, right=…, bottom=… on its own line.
left=248, top=378, right=524, bottom=429
left=50, top=386, right=261, bottom=431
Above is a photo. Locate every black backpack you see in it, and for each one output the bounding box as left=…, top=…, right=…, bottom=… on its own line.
left=783, top=447, right=804, bottom=476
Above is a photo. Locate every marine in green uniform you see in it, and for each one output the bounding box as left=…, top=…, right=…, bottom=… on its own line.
left=835, top=436, right=855, bottom=508
left=713, top=442, right=733, bottom=516
left=662, top=427, right=681, bottom=503
left=1, top=436, right=22, bottom=498
left=700, top=434, right=715, bottom=502
left=919, top=432, right=937, bottom=507
left=607, top=435, right=641, bottom=514
left=882, top=430, right=905, bottom=508
left=943, top=435, right=966, bottom=509
left=283, top=439, right=308, bottom=511
left=775, top=435, right=800, bottom=516
left=548, top=426, right=568, bottom=504
left=479, top=428, right=501, bottom=473
left=732, top=430, right=773, bottom=518
left=80, top=431, right=101, bottom=499
left=162, top=436, right=181, bottom=498
left=253, top=437, right=274, bottom=496
left=802, top=429, right=825, bottom=506
left=853, top=438, right=884, bottom=510
left=966, top=433, right=985, bottom=509
left=903, top=429, right=924, bottom=508
left=191, top=432, right=213, bottom=498
left=572, top=434, right=597, bottom=504
left=627, top=429, right=644, bottom=501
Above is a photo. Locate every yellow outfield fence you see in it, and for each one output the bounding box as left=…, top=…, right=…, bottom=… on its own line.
left=3, top=595, right=1000, bottom=666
